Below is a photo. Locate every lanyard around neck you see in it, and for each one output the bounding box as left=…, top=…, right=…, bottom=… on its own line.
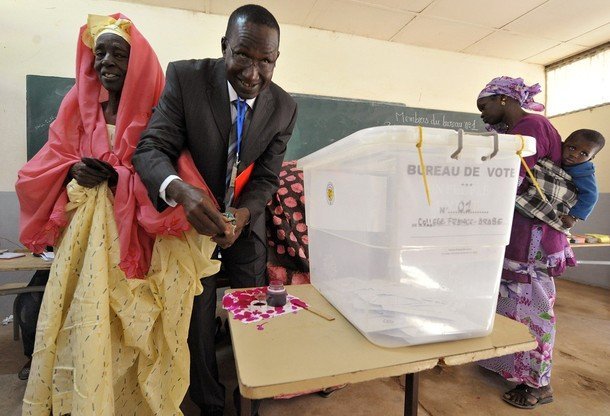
left=235, top=98, right=247, bottom=163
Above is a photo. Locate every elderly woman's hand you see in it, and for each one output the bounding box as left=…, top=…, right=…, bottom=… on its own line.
left=69, top=157, right=118, bottom=188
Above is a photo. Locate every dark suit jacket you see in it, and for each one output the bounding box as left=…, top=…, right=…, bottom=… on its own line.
left=133, top=58, right=297, bottom=241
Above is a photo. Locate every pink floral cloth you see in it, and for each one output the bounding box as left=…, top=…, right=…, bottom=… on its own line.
left=266, top=161, right=310, bottom=285
left=222, top=287, right=306, bottom=324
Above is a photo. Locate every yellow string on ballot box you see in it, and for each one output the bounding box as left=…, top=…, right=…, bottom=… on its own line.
left=516, top=134, right=548, bottom=202
left=416, top=126, right=432, bottom=206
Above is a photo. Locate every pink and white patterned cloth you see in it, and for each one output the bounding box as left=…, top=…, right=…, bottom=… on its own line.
left=265, top=161, right=310, bottom=285
left=222, top=287, right=306, bottom=323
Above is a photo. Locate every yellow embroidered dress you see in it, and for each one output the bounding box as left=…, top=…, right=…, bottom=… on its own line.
left=22, top=183, right=218, bottom=415
left=16, top=14, right=220, bottom=415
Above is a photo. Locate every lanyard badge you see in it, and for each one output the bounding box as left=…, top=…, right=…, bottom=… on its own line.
left=229, top=164, right=238, bottom=188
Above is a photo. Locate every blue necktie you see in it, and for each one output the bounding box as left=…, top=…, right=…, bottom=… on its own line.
left=224, top=98, right=247, bottom=208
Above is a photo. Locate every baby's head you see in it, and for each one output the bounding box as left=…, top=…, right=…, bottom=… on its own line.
left=562, top=129, right=605, bottom=167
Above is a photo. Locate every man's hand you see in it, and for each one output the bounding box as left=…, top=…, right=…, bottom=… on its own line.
left=560, top=214, right=577, bottom=229
left=167, top=179, right=232, bottom=237
left=212, top=207, right=250, bottom=249
left=70, top=157, right=118, bottom=188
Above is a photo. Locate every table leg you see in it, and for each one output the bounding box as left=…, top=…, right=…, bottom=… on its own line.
left=404, top=372, right=419, bottom=416
left=12, top=296, right=20, bottom=341
left=240, top=395, right=252, bottom=416
left=239, top=395, right=261, bottom=416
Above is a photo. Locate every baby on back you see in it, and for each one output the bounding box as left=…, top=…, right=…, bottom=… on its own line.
left=516, top=128, right=605, bottom=233
left=559, top=129, right=605, bottom=227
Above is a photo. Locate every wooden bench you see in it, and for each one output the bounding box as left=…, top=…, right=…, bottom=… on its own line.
left=570, top=242, right=610, bottom=266
left=0, top=252, right=51, bottom=340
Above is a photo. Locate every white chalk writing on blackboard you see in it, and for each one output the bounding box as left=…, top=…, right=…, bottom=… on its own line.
left=395, top=112, right=480, bottom=130
left=34, top=116, right=57, bottom=132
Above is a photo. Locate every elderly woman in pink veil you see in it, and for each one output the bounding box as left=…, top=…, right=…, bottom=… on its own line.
left=16, top=14, right=218, bottom=415
left=476, top=76, right=576, bottom=410
left=16, top=14, right=164, bottom=278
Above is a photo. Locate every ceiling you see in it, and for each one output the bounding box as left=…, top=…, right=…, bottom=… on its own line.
left=119, top=0, right=610, bottom=65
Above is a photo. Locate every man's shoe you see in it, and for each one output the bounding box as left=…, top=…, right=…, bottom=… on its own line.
left=18, top=359, right=31, bottom=381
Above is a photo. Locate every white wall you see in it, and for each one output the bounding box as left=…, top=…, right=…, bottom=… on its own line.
left=550, top=104, right=610, bottom=193
left=550, top=104, right=610, bottom=289
left=0, top=0, right=544, bottom=192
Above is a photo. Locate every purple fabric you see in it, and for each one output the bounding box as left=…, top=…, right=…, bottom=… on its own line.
left=480, top=113, right=575, bottom=388
left=480, top=232, right=556, bottom=388
left=502, top=114, right=576, bottom=283
left=478, top=76, right=545, bottom=112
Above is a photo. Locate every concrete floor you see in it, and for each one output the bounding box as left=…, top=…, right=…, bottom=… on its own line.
left=1, top=278, right=608, bottom=416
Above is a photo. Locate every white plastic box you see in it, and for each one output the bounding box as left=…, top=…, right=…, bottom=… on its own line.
left=298, top=126, right=536, bottom=347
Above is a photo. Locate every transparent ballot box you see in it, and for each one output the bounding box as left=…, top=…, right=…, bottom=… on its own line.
left=298, top=126, right=536, bottom=347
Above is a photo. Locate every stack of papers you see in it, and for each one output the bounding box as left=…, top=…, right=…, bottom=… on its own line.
left=569, top=234, right=586, bottom=244
left=40, top=251, right=55, bottom=261
left=585, top=234, right=610, bottom=243
left=319, top=277, right=485, bottom=345
left=569, top=234, right=610, bottom=244
left=0, top=252, right=26, bottom=260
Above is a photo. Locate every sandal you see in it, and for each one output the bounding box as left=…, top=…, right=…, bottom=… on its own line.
left=503, top=384, right=554, bottom=409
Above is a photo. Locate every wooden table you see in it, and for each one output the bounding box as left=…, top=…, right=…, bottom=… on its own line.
left=0, top=252, right=52, bottom=273
left=570, top=243, right=610, bottom=248
left=228, top=284, right=536, bottom=416
left=0, top=252, right=51, bottom=339
left=570, top=242, right=610, bottom=266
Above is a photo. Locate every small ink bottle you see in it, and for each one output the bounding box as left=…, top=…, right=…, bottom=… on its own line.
left=266, top=280, right=287, bottom=307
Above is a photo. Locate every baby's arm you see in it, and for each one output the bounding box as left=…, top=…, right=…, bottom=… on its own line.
left=569, top=173, right=599, bottom=221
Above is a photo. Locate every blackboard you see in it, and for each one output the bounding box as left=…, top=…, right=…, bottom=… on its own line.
left=286, top=93, right=485, bottom=160
left=26, top=75, right=74, bottom=160
left=25, top=75, right=485, bottom=161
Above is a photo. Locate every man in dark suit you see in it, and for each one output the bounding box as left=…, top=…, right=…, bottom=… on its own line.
left=133, top=5, right=297, bottom=416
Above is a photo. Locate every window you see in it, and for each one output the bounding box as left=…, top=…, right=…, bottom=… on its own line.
left=546, top=43, right=610, bottom=117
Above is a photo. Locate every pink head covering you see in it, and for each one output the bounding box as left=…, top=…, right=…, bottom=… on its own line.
left=15, top=14, right=212, bottom=278
left=478, top=76, right=545, bottom=112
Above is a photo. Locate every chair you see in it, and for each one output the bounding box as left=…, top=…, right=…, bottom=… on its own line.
left=0, top=283, right=45, bottom=340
